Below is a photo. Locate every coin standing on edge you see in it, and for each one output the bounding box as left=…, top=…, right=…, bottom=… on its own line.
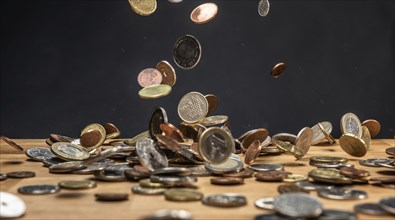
left=339, top=134, right=367, bottom=157
left=0, top=192, right=26, bottom=218
left=361, top=119, right=381, bottom=138
left=258, top=0, right=270, bottom=17
left=198, top=127, right=234, bottom=164
left=190, top=3, right=218, bottom=24
left=340, top=112, right=362, bottom=138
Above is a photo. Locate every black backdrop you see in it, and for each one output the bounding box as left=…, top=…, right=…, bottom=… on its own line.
left=1, top=0, right=394, bottom=139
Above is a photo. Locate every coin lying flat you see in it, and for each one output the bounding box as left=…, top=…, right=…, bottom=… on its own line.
left=156, top=60, right=176, bottom=86
left=379, top=197, right=395, bottom=214
left=273, top=193, right=322, bottom=218
left=359, top=158, right=395, bottom=167
left=258, top=0, right=270, bottom=17
left=138, top=84, right=172, bottom=99
left=202, top=194, right=247, bottom=207
left=309, top=168, right=353, bottom=185
left=0, top=174, right=7, bottom=181
left=173, top=35, right=201, bottom=70
left=310, top=156, right=348, bottom=166
left=386, top=147, right=395, bottom=156
left=190, top=3, right=218, bottom=24
left=51, top=142, right=90, bottom=161
left=153, top=167, right=191, bottom=176
left=59, top=180, right=97, bottom=190
left=295, top=180, right=334, bottom=191
left=271, top=62, right=285, bottom=78
left=25, top=147, right=55, bottom=161
left=255, top=171, right=291, bottom=182
left=137, top=68, right=163, bottom=88
left=278, top=184, right=309, bottom=194
left=340, top=112, right=362, bottom=138
left=164, top=188, right=203, bottom=201
left=210, top=177, right=244, bottom=185
left=354, top=203, right=389, bottom=215
left=139, top=178, right=166, bottom=188
left=204, top=157, right=244, bottom=174
left=136, top=138, right=168, bottom=171
left=205, top=94, right=218, bottom=116
left=319, top=209, right=357, bottom=220
left=132, top=185, right=166, bottom=195
left=6, top=171, right=35, bottom=178
left=141, top=210, right=192, bottom=220
left=0, top=192, right=26, bottom=218
left=361, top=119, right=381, bottom=138
left=49, top=161, right=86, bottom=173
left=201, top=115, right=228, bottom=127
left=178, top=91, right=208, bottom=124
left=18, top=185, right=60, bottom=195
left=198, top=127, right=234, bottom=164
left=283, top=174, right=308, bottom=183
left=255, top=197, right=275, bottom=210
left=339, top=134, right=367, bottom=157
left=95, top=193, right=129, bottom=201
left=128, top=0, right=157, bottom=16
left=317, top=188, right=367, bottom=200
left=249, top=164, right=284, bottom=172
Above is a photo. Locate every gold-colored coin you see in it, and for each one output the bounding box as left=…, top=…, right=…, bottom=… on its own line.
left=164, top=188, right=203, bottom=201
left=273, top=140, right=304, bottom=160
left=283, top=174, right=308, bottom=182
left=340, top=112, right=362, bottom=138
left=81, top=123, right=106, bottom=151
left=138, top=84, right=172, bottom=99
left=128, top=0, right=157, bottom=16
left=205, top=94, right=218, bottom=116
left=58, top=180, right=97, bottom=189
left=124, top=131, right=150, bottom=146
left=309, top=156, right=348, bottom=165
left=200, top=115, right=228, bottom=127
left=309, top=168, right=353, bottom=184
left=339, top=134, right=367, bottom=157
left=139, top=178, right=166, bottom=188
left=361, top=126, right=371, bottom=150
left=318, top=123, right=336, bottom=144
left=102, top=123, right=121, bottom=139
left=361, top=119, right=381, bottom=138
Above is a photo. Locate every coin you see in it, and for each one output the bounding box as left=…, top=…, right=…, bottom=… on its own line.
left=310, top=156, right=348, bottom=165
left=283, top=174, right=308, bottom=182
left=49, top=161, right=85, bottom=173
left=102, top=123, right=121, bottom=139
left=159, top=123, right=184, bottom=142
left=128, top=0, right=157, bottom=16
left=361, top=126, right=371, bottom=150
left=258, top=0, right=270, bottom=17
left=340, top=167, right=370, bottom=178
left=318, top=188, right=367, bottom=200
left=0, top=174, right=7, bottom=181
left=255, top=171, right=291, bottom=182
left=137, top=68, right=163, bottom=88
left=255, top=197, right=275, bottom=210
left=58, top=180, right=97, bottom=190
left=136, top=138, right=168, bottom=171
left=173, top=35, right=201, bottom=70
left=164, top=188, right=203, bottom=201
left=370, top=176, right=395, bottom=184
left=0, top=136, right=24, bottom=151
left=150, top=175, right=197, bottom=185
left=125, top=168, right=151, bottom=181
left=319, top=209, right=357, bottom=220
left=249, top=164, right=284, bottom=172
left=132, top=185, right=166, bottom=195
left=378, top=161, right=395, bottom=169
left=271, top=62, right=286, bottom=78
left=6, top=171, right=35, bottom=178
left=360, top=158, right=395, bottom=167
left=153, top=167, right=191, bottom=176
left=311, top=122, right=333, bottom=145
left=142, top=210, right=192, bottom=220
left=273, top=140, right=304, bottom=159
left=354, top=203, right=389, bottom=215
left=138, top=84, right=172, bottom=99
left=254, top=214, right=290, bottom=220
left=318, top=122, right=336, bottom=144
left=204, top=157, right=244, bottom=174
left=51, top=142, right=90, bottom=161
left=340, top=112, right=362, bottom=138
left=18, top=185, right=60, bottom=195
left=156, top=60, right=176, bottom=86
left=25, top=147, right=55, bottom=161
left=244, top=140, right=262, bottom=165
left=386, top=147, right=395, bottom=156
left=198, top=127, right=234, bottom=164
left=210, top=177, right=244, bottom=185
left=95, top=193, right=129, bottom=201
left=273, top=193, right=322, bottom=218
left=241, top=128, right=269, bottom=150
left=139, top=178, right=166, bottom=188
left=361, top=119, right=381, bottom=138
left=201, top=115, right=228, bottom=127
left=80, top=130, right=103, bottom=150
left=271, top=133, right=297, bottom=144
left=205, top=94, right=218, bottom=115
left=339, top=134, right=367, bottom=157
left=222, top=168, right=254, bottom=178
left=71, top=162, right=108, bottom=175
left=149, top=107, right=168, bottom=142
left=202, top=194, right=247, bottom=207
left=0, top=192, right=26, bottom=218
left=294, top=180, right=334, bottom=191
left=295, top=127, right=313, bottom=155
left=379, top=197, right=395, bottom=214
left=277, top=184, right=309, bottom=194
left=178, top=91, right=208, bottom=123
left=309, top=168, right=353, bottom=185
left=42, top=157, right=67, bottom=167
left=124, top=131, right=150, bottom=146
left=190, top=3, right=218, bottom=24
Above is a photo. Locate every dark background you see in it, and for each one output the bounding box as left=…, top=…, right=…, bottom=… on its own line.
left=1, top=0, right=394, bottom=139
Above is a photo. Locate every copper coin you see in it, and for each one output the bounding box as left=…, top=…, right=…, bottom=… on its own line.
left=370, top=177, right=395, bottom=184
left=137, top=68, right=163, bottom=87
left=6, top=171, right=35, bottom=178
left=244, top=140, right=262, bottom=165
left=205, top=94, right=218, bottom=116
left=80, top=130, right=103, bottom=148
left=95, top=193, right=129, bottom=201
left=190, top=3, right=218, bottom=24
left=340, top=167, right=370, bottom=178
left=255, top=171, right=291, bottom=182
left=271, top=62, right=286, bottom=78
left=160, top=123, right=184, bottom=142
left=0, top=136, right=24, bottom=151
left=156, top=134, right=183, bottom=152
left=361, top=119, right=381, bottom=138
left=241, top=128, right=269, bottom=150
left=210, top=177, right=244, bottom=185
left=277, top=184, right=309, bottom=194
left=102, top=123, right=120, bottom=139
left=49, top=134, right=66, bottom=142
left=156, top=60, right=176, bottom=86
left=385, top=147, right=395, bottom=156
left=222, top=168, right=254, bottom=178
left=46, top=138, right=54, bottom=146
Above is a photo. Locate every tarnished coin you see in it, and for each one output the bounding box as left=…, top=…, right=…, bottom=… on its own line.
left=6, top=171, right=35, bottom=178
left=159, top=123, right=184, bottom=142
left=102, top=123, right=121, bottom=139
left=0, top=136, right=24, bottom=151
left=311, top=121, right=333, bottom=145
left=379, top=197, right=395, bottom=214
left=173, top=35, right=201, bottom=70
left=164, top=188, right=203, bottom=201
left=51, top=142, right=90, bottom=161
left=190, top=3, right=218, bottom=24
left=138, top=84, right=172, bottom=99
left=71, top=162, right=108, bottom=175
left=319, top=209, right=357, bottom=220
left=360, top=158, right=395, bottom=167
left=283, top=174, right=308, bottom=182
left=295, top=180, right=334, bottom=191
left=0, top=192, right=26, bottom=218
left=255, top=171, right=291, bottom=182
left=139, top=178, right=166, bottom=188
left=25, top=147, right=55, bottom=161
left=271, top=62, right=285, bottom=78
left=95, top=193, right=128, bottom=201
left=361, top=126, right=371, bottom=150
left=278, top=184, right=309, bottom=194
left=125, top=168, right=151, bottom=181
left=386, top=147, right=395, bottom=156
left=354, top=203, right=389, bottom=215
left=156, top=60, right=176, bottom=86
left=205, top=94, right=218, bottom=116
left=273, top=193, right=322, bottom=218
left=59, top=180, right=97, bottom=190
left=295, top=127, right=313, bottom=155
left=241, top=128, right=269, bottom=150
left=0, top=174, right=7, bottom=181
left=361, top=119, right=381, bottom=138
left=128, top=0, right=157, bottom=16
left=136, top=138, right=168, bottom=171
left=150, top=175, right=197, bottom=185
left=271, top=133, right=297, bottom=144
left=204, top=157, right=244, bottom=174
left=18, top=185, right=60, bottom=195
left=210, top=177, right=244, bottom=185
left=340, top=112, right=362, bottom=138
left=255, top=197, right=275, bottom=210
left=49, top=161, right=85, bottom=173
left=258, top=0, right=270, bottom=17
left=201, top=115, right=228, bottom=127
left=309, top=168, right=353, bottom=185
left=137, top=68, right=163, bottom=88
left=198, top=127, right=234, bottom=164
left=249, top=164, right=284, bottom=172
left=80, top=123, right=106, bottom=151
left=141, top=210, right=192, bottom=220
left=340, top=167, right=370, bottom=178
left=254, top=214, right=289, bottom=220
left=202, top=194, right=247, bottom=207
left=222, top=168, right=254, bottom=178
left=339, top=134, right=367, bottom=157
left=245, top=140, right=262, bottom=165
left=317, top=188, right=367, bottom=200
left=42, top=157, right=67, bottom=167
left=318, top=122, right=336, bottom=144
left=132, top=185, right=166, bottom=195
left=178, top=91, right=208, bottom=123
left=149, top=107, right=168, bottom=142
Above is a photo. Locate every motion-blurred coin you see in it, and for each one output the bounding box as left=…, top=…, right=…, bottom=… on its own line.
left=317, top=188, right=367, bottom=200
left=361, top=119, right=381, bottom=138
left=190, top=3, right=218, bottom=24
left=271, top=62, right=285, bottom=78
left=378, top=161, right=395, bottom=169
left=201, top=115, right=228, bottom=127
left=6, top=171, right=35, bottom=178
left=222, top=168, right=254, bottom=178
left=204, top=157, right=244, bottom=174
left=51, top=142, right=90, bottom=161
left=278, top=184, right=309, bottom=194
left=80, top=130, right=104, bottom=150
left=283, top=174, right=308, bottom=182
left=71, top=162, right=108, bottom=175
left=0, top=174, right=7, bottom=181
left=379, top=197, right=395, bottom=214
left=205, top=94, right=218, bottom=115
left=339, top=134, right=367, bottom=157
left=168, top=0, right=183, bottom=2
left=153, top=167, right=191, bottom=176
left=164, top=188, right=203, bottom=201
left=386, top=147, right=395, bottom=156
left=173, top=35, right=201, bottom=70
left=273, top=193, right=322, bottom=218
left=318, top=122, right=336, bottom=144
left=359, top=158, right=395, bottom=167
left=0, top=192, right=26, bottom=218
left=132, top=185, right=166, bottom=195
left=125, top=168, right=151, bottom=181
left=361, top=126, right=371, bottom=150
left=309, top=168, right=353, bottom=185
left=59, top=180, right=97, bottom=190
left=18, top=185, right=60, bottom=195
left=136, top=138, right=168, bottom=171
left=159, top=123, right=184, bottom=142
left=340, top=167, right=370, bottom=178
left=319, top=209, right=357, bottom=220
left=156, top=60, right=176, bottom=86
left=178, top=91, right=208, bottom=123
left=249, top=164, right=284, bottom=172
left=340, top=112, right=362, bottom=138
left=255, top=197, right=275, bottom=210
left=354, top=203, right=389, bottom=215
left=0, top=136, right=24, bottom=151
left=241, top=128, right=269, bottom=150
left=156, top=134, right=182, bottom=152
left=102, top=123, right=121, bottom=139
left=25, top=147, right=55, bottom=161
left=138, top=84, right=172, bottom=99
left=202, top=194, right=247, bottom=207
left=128, top=0, right=157, bottom=16
left=311, top=121, right=333, bottom=145
left=245, top=140, right=262, bottom=165
left=124, top=131, right=150, bottom=146
left=137, top=68, right=163, bottom=88
left=142, top=210, right=192, bottom=220
left=95, top=193, right=129, bottom=201
left=198, top=127, right=234, bottom=164
left=295, top=127, right=313, bottom=155
left=255, top=171, right=291, bottom=182
left=258, top=0, right=270, bottom=17
left=273, top=140, right=304, bottom=159
left=49, top=161, right=85, bottom=173
left=210, top=177, right=244, bottom=185
left=310, top=156, right=348, bottom=165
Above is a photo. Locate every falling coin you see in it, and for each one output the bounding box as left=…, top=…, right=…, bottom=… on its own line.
left=339, top=134, right=367, bottom=157
left=271, top=62, right=286, bottom=78
left=138, top=84, right=172, bottom=99
left=137, top=68, right=163, bottom=88
left=258, top=0, right=270, bottom=17
left=128, top=0, right=157, bottom=16
left=205, top=94, right=218, bottom=115
left=0, top=136, right=24, bottom=151
left=190, top=3, right=218, bottom=24
left=156, top=60, right=176, bottom=86
left=173, top=35, right=201, bottom=70
left=361, top=119, right=381, bottom=138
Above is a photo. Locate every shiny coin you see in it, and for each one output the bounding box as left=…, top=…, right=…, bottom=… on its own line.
left=361, top=119, right=381, bottom=138
left=273, top=193, right=322, bottom=218
left=80, top=123, right=106, bottom=151
left=354, top=203, right=389, bottom=215
left=189, top=166, right=211, bottom=176
left=173, top=35, right=201, bottom=70
left=95, top=193, right=128, bottom=201
left=205, top=94, right=218, bottom=115
left=202, top=194, right=247, bottom=207
left=42, top=157, right=66, bottom=167
left=18, top=185, right=60, bottom=195
left=136, top=138, right=168, bottom=171
left=310, top=156, right=348, bottom=165
left=153, top=167, right=191, bottom=176
left=124, top=131, right=150, bottom=146
left=379, top=197, right=395, bottom=214
left=258, top=0, right=270, bottom=17
left=311, top=121, right=333, bottom=145
left=164, top=188, right=203, bottom=201
left=0, top=174, right=7, bottom=181
left=260, top=145, right=284, bottom=154
left=49, top=161, right=85, bottom=173
left=295, top=127, right=313, bottom=156
left=295, top=180, right=334, bottom=191
left=309, top=168, right=353, bottom=185
left=339, top=134, right=367, bottom=157
left=249, top=164, right=284, bottom=172
left=271, top=62, right=286, bottom=78
left=210, top=177, right=244, bottom=185
left=359, top=158, right=395, bottom=167
left=278, top=184, right=309, bottom=194
left=156, top=60, right=176, bottom=86
left=71, top=162, right=108, bottom=175
left=204, top=157, right=244, bottom=174
left=149, top=107, right=168, bottom=142
left=128, top=0, right=156, bottom=16
left=138, top=84, right=172, bottom=99
left=157, top=134, right=182, bottom=152
left=132, top=185, right=165, bottom=195
left=178, top=91, right=208, bottom=123
left=273, top=140, right=304, bottom=159
left=142, top=209, right=192, bottom=220
left=0, top=192, right=26, bottom=218
left=198, top=127, right=234, bottom=164
left=222, top=168, right=254, bottom=178
left=102, top=123, right=120, bottom=139
left=317, top=188, right=367, bottom=200
left=255, top=197, right=275, bottom=210
left=241, top=128, right=269, bottom=150
left=25, top=147, right=55, bottom=161
left=0, top=136, right=24, bottom=151
left=124, top=168, right=151, bottom=181
left=190, top=3, right=218, bottom=24
left=361, top=126, right=371, bottom=150
left=51, top=142, right=90, bottom=161
left=271, top=133, right=296, bottom=144
left=340, top=167, right=370, bottom=178
left=313, top=163, right=354, bottom=169
left=378, top=162, right=395, bottom=169
left=386, top=147, right=395, bottom=156
left=6, top=171, right=35, bottom=178
left=201, top=115, right=228, bottom=127
left=319, top=209, right=357, bottom=220
left=139, top=178, right=166, bottom=188
left=159, top=123, right=184, bottom=142
left=59, top=180, right=97, bottom=190
left=283, top=174, right=308, bottom=182
left=318, top=122, right=336, bottom=144
left=340, top=112, right=362, bottom=138
left=150, top=175, right=197, bottom=185
left=137, top=68, right=162, bottom=88
left=245, top=140, right=262, bottom=165
left=255, top=171, right=291, bottom=182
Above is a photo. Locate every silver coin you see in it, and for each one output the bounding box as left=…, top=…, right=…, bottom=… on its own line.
left=25, top=147, right=55, bottom=161
left=311, top=121, right=333, bottom=145
left=150, top=175, right=197, bottom=185
left=258, top=0, right=270, bottom=17
left=132, top=185, right=166, bottom=195
left=168, top=0, right=183, bottom=3
left=359, top=158, right=395, bottom=167
left=260, top=136, right=271, bottom=148
left=249, top=164, right=284, bottom=172
left=254, top=214, right=289, bottom=220
left=71, top=162, right=109, bottom=175
left=94, top=163, right=132, bottom=181
left=317, top=188, right=367, bottom=200
left=153, top=167, right=191, bottom=176
left=136, top=138, right=168, bottom=171
left=204, top=157, right=244, bottom=174
left=0, top=173, right=7, bottom=181
left=318, top=209, right=357, bottom=220
left=273, top=193, right=323, bottom=218
left=354, top=203, right=389, bottom=215
left=379, top=197, right=395, bottom=214
left=272, top=133, right=296, bottom=144
left=189, top=166, right=211, bottom=176
left=142, top=209, right=192, bottom=220
left=18, top=185, right=60, bottom=195
left=255, top=197, right=275, bottom=210
left=340, top=112, right=362, bottom=138
left=311, top=163, right=354, bottom=169
left=295, top=180, right=334, bottom=191
left=202, top=194, right=247, bottom=207
left=70, top=138, right=80, bottom=145
left=198, top=127, right=234, bottom=164
left=178, top=92, right=208, bottom=124
left=0, top=192, right=26, bottom=218
left=378, top=162, right=395, bottom=169
left=49, top=161, right=85, bottom=173
left=83, top=145, right=123, bottom=165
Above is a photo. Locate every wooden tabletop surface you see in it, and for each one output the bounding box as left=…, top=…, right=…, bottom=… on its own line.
left=0, top=139, right=394, bottom=220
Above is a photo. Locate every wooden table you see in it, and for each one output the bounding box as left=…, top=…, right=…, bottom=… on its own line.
left=1, top=139, right=394, bottom=220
